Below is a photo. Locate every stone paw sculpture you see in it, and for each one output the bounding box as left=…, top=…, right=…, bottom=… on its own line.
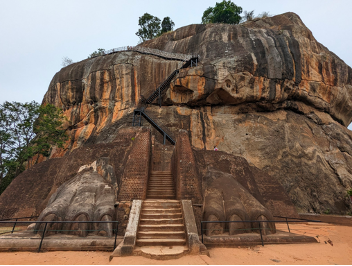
left=34, top=158, right=117, bottom=237
left=203, top=169, right=276, bottom=236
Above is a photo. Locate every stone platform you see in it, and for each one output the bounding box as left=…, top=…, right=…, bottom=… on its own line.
left=0, top=231, right=123, bottom=252
left=202, top=230, right=317, bottom=248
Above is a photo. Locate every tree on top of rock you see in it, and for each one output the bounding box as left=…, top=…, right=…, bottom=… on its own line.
left=136, top=13, right=161, bottom=42
left=202, top=1, right=242, bottom=24
left=161, top=17, right=175, bottom=34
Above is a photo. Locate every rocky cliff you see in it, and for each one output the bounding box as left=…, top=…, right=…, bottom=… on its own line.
left=2, top=12, right=352, bottom=218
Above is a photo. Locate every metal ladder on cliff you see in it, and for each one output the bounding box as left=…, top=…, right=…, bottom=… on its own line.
left=132, top=54, right=199, bottom=145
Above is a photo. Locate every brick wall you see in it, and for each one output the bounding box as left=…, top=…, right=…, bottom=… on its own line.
left=171, top=130, right=202, bottom=203
left=117, top=127, right=151, bottom=201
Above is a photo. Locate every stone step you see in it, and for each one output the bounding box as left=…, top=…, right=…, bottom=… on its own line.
left=138, top=231, right=185, bottom=239
left=143, top=201, right=180, bottom=207
left=140, top=218, right=183, bottom=225
left=138, top=224, right=184, bottom=232
left=142, top=208, right=181, bottom=214
left=136, top=239, right=186, bottom=246
left=141, top=213, right=183, bottom=219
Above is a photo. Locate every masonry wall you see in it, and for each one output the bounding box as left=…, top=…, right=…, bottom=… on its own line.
left=117, top=127, right=151, bottom=201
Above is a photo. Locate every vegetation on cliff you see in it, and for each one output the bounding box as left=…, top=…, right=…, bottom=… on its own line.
left=202, top=0, right=242, bottom=24
left=136, top=13, right=175, bottom=42
left=0, top=102, right=67, bottom=194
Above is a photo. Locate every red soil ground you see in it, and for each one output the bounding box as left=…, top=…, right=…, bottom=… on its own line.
left=1, top=223, right=351, bottom=265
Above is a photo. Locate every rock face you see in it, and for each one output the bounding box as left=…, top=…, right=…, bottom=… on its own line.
left=1, top=11, right=352, bottom=226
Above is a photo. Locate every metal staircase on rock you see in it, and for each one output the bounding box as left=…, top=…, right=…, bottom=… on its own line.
left=132, top=49, right=198, bottom=145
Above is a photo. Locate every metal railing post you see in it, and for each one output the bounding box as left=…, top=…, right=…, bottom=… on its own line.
left=286, top=217, right=290, bottom=233
left=132, top=112, right=136, bottom=126
left=138, top=112, right=141, bottom=126
left=158, top=87, right=161, bottom=108
left=163, top=133, right=166, bottom=145
left=113, top=222, right=118, bottom=249
left=201, top=222, right=204, bottom=243
left=38, top=222, right=48, bottom=253
left=259, top=222, right=264, bottom=246
left=11, top=218, right=18, bottom=233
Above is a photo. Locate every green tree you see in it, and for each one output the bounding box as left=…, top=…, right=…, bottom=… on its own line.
left=136, top=13, right=161, bottom=42
left=161, top=17, right=175, bottom=34
left=0, top=101, right=68, bottom=195
left=202, top=1, right=242, bottom=24
left=88, top=48, right=106, bottom=58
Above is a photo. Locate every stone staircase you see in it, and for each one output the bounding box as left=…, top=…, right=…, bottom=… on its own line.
left=136, top=199, right=186, bottom=247
left=147, top=171, right=175, bottom=199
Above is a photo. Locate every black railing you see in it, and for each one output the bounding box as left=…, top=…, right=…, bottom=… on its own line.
left=132, top=109, right=175, bottom=145
left=146, top=57, right=198, bottom=106
left=0, top=216, right=39, bottom=234
left=132, top=55, right=199, bottom=145
left=200, top=217, right=322, bottom=246
left=0, top=220, right=119, bottom=252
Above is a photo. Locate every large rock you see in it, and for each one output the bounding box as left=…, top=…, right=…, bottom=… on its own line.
left=1, top=12, right=352, bottom=219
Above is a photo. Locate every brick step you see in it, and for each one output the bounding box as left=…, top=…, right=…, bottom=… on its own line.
left=148, top=180, right=173, bottom=182
left=140, top=218, right=183, bottom=225
left=147, top=191, right=175, bottom=195
left=138, top=224, right=184, bottom=232
left=147, top=194, right=176, bottom=198
left=149, top=175, right=174, bottom=180
left=147, top=196, right=176, bottom=200
left=144, top=199, right=179, bottom=203
left=137, top=231, right=185, bottom=239
left=147, top=186, right=175, bottom=189
left=142, top=208, right=181, bottom=213
left=147, top=191, right=175, bottom=194
left=141, top=213, right=182, bottom=219
left=147, top=189, right=175, bottom=193
left=148, top=183, right=174, bottom=186
left=136, top=238, right=186, bottom=246
left=150, top=172, right=172, bottom=175
left=148, top=180, right=173, bottom=183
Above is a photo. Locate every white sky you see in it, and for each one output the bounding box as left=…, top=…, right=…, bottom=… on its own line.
left=1, top=0, right=351, bottom=128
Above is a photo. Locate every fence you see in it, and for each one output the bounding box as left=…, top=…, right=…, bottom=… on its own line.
left=0, top=219, right=119, bottom=252
left=91, top=46, right=198, bottom=62
left=200, top=216, right=322, bottom=246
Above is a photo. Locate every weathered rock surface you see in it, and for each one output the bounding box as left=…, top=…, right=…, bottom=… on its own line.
left=34, top=168, right=115, bottom=237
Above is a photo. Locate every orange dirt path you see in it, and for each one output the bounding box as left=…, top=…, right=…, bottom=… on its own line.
left=1, top=223, right=351, bottom=265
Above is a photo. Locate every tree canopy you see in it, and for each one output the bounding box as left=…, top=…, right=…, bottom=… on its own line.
left=161, top=17, right=175, bottom=34
left=202, top=1, right=242, bottom=24
left=0, top=101, right=68, bottom=194
left=136, top=13, right=175, bottom=42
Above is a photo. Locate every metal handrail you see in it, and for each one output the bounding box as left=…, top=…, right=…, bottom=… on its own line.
left=132, top=109, right=175, bottom=145
left=200, top=218, right=322, bottom=246
left=0, top=215, right=38, bottom=221
left=91, top=45, right=198, bottom=62
left=0, top=220, right=119, bottom=252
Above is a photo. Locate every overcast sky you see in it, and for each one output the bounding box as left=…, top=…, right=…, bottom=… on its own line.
left=1, top=0, right=351, bottom=126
